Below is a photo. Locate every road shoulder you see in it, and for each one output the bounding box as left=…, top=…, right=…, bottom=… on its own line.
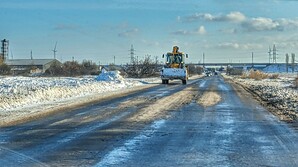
left=223, top=75, right=298, bottom=130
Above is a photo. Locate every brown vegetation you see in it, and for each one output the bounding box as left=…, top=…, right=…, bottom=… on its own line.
left=188, top=64, right=204, bottom=75
left=269, top=74, right=279, bottom=79
left=241, top=70, right=279, bottom=80
left=226, top=67, right=243, bottom=75
left=125, top=55, right=160, bottom=78
left=45, top=60, right=98, bottom=76
left=0, top=63, right=11, bottom=75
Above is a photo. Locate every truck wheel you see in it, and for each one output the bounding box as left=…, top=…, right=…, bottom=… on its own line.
left=182, top=80, right=187, bottom=85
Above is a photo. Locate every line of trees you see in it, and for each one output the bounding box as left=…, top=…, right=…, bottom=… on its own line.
left=0, top=56, right=204, bottom=77
left=45, top=60, right=98, bottom=76
left=124, top=55, right=160, bottom=78
left=0, top=63, right=11, bottom=75
left=187, top=64, right=204, bottom=75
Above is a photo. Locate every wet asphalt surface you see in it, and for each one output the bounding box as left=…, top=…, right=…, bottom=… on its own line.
left=0, top=76, right=298, bottom=167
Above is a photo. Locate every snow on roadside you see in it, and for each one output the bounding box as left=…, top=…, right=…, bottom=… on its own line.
left=96, top=69, right=124, bottom=82
left=224, top=73, right=298, bottom=121
left=0, top=73, right=159, bottom=113
left=263, top=64, right=298, bottom=73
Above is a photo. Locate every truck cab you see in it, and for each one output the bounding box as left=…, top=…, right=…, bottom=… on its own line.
left=161, top=46, right=188, bottom=84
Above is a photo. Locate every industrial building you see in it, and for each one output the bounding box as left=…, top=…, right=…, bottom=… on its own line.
left=4, top=59, right=62, bottom=74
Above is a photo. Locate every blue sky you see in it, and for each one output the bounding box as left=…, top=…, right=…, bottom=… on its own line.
left=1, top=0, right=298, bottom=64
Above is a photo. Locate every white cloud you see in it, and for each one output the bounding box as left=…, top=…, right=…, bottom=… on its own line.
left=258, top=34, right=298, bottom=50
left=183, top=11, right=246, bottom=23
left=177, top=16, right=181, bottom=22
left=226, top=12, right=246, bottom=22
left=241, top=17, right=298, bottom=32
left=219, top=28, right=238, bottom=34
left=182, top=11, right=298, bottom=32
left=218, top=42, right=263, bottom=50
left=241, top=17, right=282, bottom=31
left=141, top=39, right=160, bottom=46
left=279, top=18, right=298, bottom=28
left=218, top=42, right=240, bottom=49
left=172, top=30, right=189, bottom=35
left=172, top=26, right=206, bottom=36
left=118, top=28, right=139, bottom=38
left=197, top=26, right=207, bottom=35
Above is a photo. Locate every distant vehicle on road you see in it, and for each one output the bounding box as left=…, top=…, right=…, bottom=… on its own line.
left=161, top=46, right=189, bottom=84
left=205, top=71, right=212, bottom=77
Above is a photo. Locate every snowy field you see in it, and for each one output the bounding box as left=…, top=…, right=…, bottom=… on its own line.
left=224, top=73, right=298, bottom=121
left=0, top=71, right=160, bottom=126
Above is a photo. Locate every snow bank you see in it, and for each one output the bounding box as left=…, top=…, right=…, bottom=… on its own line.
left=96, top=70, right=124, bottom=82
left=0, top=73, right=158, bottom=112
left=263, top=64, right=298, bottom=73
left=224, top=74, right=298, bottom=121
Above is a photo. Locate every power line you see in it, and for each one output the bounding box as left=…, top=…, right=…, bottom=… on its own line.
left=129, top=44, right=135, bottom=64
left=252, top=52, right=254, bottom=68
left=272, top=44, right=278, bottom=63
left=1, top=39, right=9, bottom=61
left=203, top=52, right=205, bottom=67
left=268, top=46, right=272, bottom=64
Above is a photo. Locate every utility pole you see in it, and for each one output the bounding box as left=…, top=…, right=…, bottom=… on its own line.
left=155, top=56, right=158, bottom=71
left=1, top=39, right=9, bottom=61
left=113, top=56, right=116, bottom=65
left=268, top=46, right=272, bottom=64
left=251, top=52, right=254, bottom=69
left=129, top=44, right=135, bottom=64
left=203, top=52, right=205, bottom=67
left=273, top=44, right=277, bottom=63
left=30, top=50, right=33, bottom=60
left=292, top=53, right=296, bottom=73
left=286, top=53, right=289, bottom=73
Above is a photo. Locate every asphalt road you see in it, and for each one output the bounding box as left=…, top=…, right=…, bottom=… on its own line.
left=0, top=76, right=298, bottom=167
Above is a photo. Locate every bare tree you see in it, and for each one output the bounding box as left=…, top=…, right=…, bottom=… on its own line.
left=0, top=63, right=11, bottom=75
left=125, top=55, right=159, bottom=78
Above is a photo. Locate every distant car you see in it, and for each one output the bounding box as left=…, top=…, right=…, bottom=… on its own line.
left=205, top=71, right=212, bottom=77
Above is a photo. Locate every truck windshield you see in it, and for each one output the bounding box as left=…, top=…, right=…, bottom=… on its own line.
left=167, top=54, right=183, bottom=64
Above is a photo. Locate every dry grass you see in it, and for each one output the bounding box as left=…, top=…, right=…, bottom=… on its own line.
left=197, top=91, right=221, bottom=107
left=241, top=70, right=279, bottom=80
left=269, top=74, right=279, bottom=79
left=295, top=77, right=298, bottom=88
